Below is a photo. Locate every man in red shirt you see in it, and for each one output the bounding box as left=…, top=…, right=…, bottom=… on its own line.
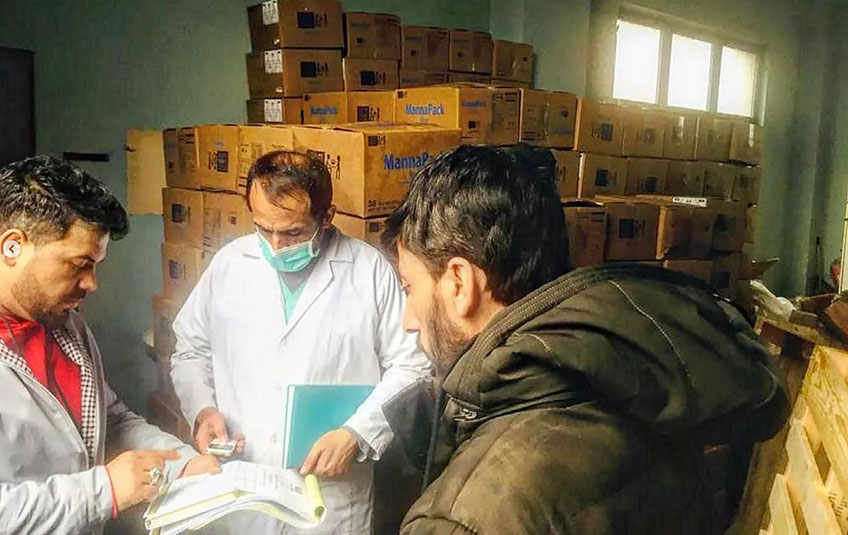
left=0, top=155, right=220, bottom=535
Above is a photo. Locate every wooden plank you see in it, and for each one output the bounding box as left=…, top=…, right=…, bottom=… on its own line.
left=785, top=420, right=841, bottom=535
left=727, top=321, right=813, bottom=535
left=803, top=349, right=848, bottom=496
left=768, top=474, right=799, bottom=535
left=824, top=469, right=848, bottom=533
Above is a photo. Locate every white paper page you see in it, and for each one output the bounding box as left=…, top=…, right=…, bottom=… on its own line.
left=146, top=469, right=238, bottom=520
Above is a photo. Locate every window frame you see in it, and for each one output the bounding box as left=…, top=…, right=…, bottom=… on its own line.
left=614, top=6, right=765, bottom=119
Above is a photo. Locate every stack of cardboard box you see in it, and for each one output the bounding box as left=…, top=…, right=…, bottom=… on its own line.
left=245, top=0, right=346, bottom=124
left=560, top=98, right=762, bottom=301
left=149, top=124, right=295, bottom=432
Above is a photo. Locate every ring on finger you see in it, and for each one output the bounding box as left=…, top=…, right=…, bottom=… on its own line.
left=147, top=466, right=163, bottom=487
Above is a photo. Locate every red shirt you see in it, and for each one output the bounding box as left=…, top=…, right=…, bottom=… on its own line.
left=0, top=316, right=82, bottom=426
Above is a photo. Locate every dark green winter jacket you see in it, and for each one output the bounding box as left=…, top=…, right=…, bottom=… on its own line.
left=386, top=264, right=788, bottom=535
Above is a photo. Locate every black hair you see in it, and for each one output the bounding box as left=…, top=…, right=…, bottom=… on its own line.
left=245, top=151, right=333, bottom=222
left=382, top=145, right=570, bottom=305
left=0, top=155, right=129, bottom=243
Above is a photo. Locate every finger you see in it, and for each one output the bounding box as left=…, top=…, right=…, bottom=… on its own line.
left=196, top=430, right=212, bottom=454
left=233, top=433, right=246, bottom=454
left=300, top=447, right=323, bottom=476
left=210, top=417, right=229, bottom=441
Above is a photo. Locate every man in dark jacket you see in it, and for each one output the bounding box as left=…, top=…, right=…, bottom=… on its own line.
left=380, top=145, right=788, bottom=535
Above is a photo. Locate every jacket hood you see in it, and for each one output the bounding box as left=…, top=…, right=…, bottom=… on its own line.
left=442, top=263, right=787, bottom=444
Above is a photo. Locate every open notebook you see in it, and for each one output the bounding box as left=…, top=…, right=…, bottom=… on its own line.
left=144, top=461, right=325, bottom=534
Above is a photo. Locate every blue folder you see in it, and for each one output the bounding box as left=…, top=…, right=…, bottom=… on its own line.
left=282, top=384, right=375, bottom=469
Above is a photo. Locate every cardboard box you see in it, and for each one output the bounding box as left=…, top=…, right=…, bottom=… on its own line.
left=703, top=162, right=736, bottom=199
left=247, top=0, right=343, bottom=50
left=574, top=99, right=623, bottom=156
left=564, top=205, right=607, bottom=268
left=636, top=196, right=715, bottom=259
left=399, top=69, right=449, bottom=88
left=518, top=90, right=578, bottom=148
left=731, top=165, right=761, bottom=205
left=203, top=192, right=252, bottom=252
left=333, top=213, right=387, bottom=249
left=401, top=26, right=450, bottom=71
left=246, top=49, right=343, bottom=98
left=729, top=121, right=763, bottom=165
left=625, top=158, right=668, bottom=196
left=711, top=200, right=747, bottom=252
left=490, top=88, right=520, bottom=146
left=579, top=153, right=628, bottom=197
left=152, top=294, right=180, bottom=360
left=127, top=129, right=167, bottom=216
left=292, top=123, right=461, bottom=217
left=663, top=112, right=699, bottom=160
left=711, top=253, right=742, bottom=299
left=162, top=188, right=204, bottom=248
left=169, top=127, right=200, bottom=189
left=163, top=129, right=181, bottom=188
left=343, top=58, right=399, bottom=91
left=518, top=89, right=547, bottom=146
left=238, top=124, right=295, bottom=181
left=665, top=161, right=705, bottom=196
left=551, top=150, right=579, bottom=199
left=492, top=40, right=534, bottom=82
left=343, top=12, right=401, bottom=60
left=603, top=201, right=660, bottom=261
left=696, top=116, right=733, bottom=161
left=246, top=97, right=303, bottom=124
left=196, top=125, right=241, bottom=193
left=656, top=204, right=697, bottom=260
left=546, top=91, right=578, bottom=149
left=395, top=85, right=491, bottom=145
left=447, top=72, right=492, bottom=84
left=662, top=259, right=713, bottom=283
left=449, top=30, right=493, bottom=74
left=302, top=91, right=348, bottom=124
left=348, top=91, right=396, bottom=122
left=161, top=242, right=209, bottom=303
left=746, top=204, right=757, bottom=243
left=622, top=109, right=666, bottom=158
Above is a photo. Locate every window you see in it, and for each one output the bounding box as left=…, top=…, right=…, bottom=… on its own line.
left=613, top=21, right=661, bottom=104
left=611, top=17, right=761, bottom=118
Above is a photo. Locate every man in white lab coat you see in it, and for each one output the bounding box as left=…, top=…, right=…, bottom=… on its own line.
left=171, top=151, right=431, bottom=535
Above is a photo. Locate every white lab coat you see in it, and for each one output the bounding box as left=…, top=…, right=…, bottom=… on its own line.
left=170, top=228, right=431, bottom=535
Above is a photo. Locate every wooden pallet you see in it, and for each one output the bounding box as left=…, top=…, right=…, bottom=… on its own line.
left=762, top=346, right=848, bottom=535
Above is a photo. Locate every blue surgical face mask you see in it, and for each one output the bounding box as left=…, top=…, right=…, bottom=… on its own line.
left=257, top=226, right=321, bottom=273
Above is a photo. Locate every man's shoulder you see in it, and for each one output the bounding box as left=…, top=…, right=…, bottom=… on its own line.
left=334, top=231, right=393, bottom=272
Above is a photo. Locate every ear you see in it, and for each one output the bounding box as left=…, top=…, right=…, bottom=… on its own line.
left=0, top=229, right=27, bottom=267
left=322, top=205, right=337, bottom=229
left=440, top=257, right=485, bottom=319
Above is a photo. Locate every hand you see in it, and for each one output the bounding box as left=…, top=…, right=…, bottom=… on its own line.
left=300, top=428, right=359, bottom=478
left=181, top=454, right=222, bottom=478
left=194, top=407, right=245, bottom=455
left=106, top=450, right=180, bottom=513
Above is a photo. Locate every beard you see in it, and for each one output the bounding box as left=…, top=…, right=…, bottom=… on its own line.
left=423, top=292, right=471, bottom=378
left=11, top=268, right=77, bottom=329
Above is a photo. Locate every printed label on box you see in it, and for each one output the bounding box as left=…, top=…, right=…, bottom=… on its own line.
left=262, top=0, right=278, bottom=25
left=265, top=50, right=283, bottom=74
left=672, top=196, right=708, bottom=208
left=264, top=99, right=283, bottom=122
